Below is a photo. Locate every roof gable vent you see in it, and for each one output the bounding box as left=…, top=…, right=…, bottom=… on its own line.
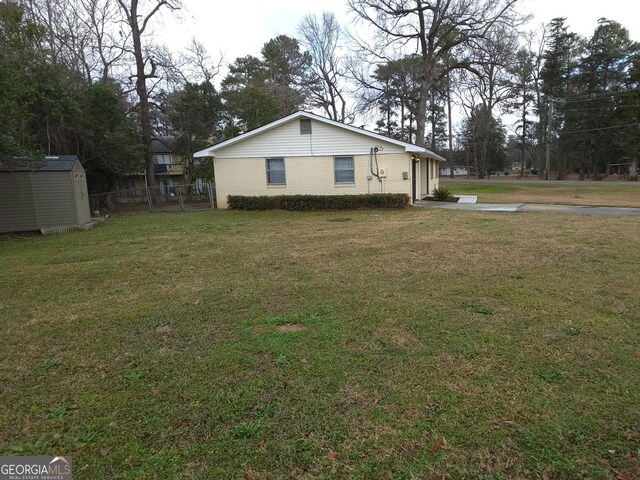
left=300, top=118, right=312, bottom=135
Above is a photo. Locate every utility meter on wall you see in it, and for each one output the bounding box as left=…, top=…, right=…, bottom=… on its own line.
left=378, top=166, right=388, bottom=178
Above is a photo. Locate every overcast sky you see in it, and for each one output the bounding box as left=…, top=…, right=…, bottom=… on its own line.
left=156, top=0, right=640, bottom=135
left=161, top=0, right=640, bottom=63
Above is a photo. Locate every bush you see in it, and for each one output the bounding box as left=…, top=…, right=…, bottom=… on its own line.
left=432, top=187, right=454, bottom=201
left=227, top=194, right=410, bottom=210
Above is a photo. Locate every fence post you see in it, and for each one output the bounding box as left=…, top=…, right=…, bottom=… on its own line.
left=177, top=186, right=185, bottom=211
left=207, top=181, right=215, bottom=210
left=145, top=186, right=153, bottom=212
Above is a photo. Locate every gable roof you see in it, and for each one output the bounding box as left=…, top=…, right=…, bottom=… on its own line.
left=0, top=156, right=79, bottom=172
left=193, top=111, right=446, bottom=161
left=150, top=137, right=174, bottom=154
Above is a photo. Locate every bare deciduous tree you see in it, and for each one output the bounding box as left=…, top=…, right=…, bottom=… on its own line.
left=80, top=0, right=128, bottom=81
left=20, top=0, right=127, bottom=82
left=116, top=0, right=180, bottom=190
left=348, top=0, right=521, bottom=146
left=185, top=39, right=223, bottom=84
left=463, top=24, right=518, bottom=177
left=298, top=12, right=353, bottom=122
left=531, top=24, right=549, bottom=177
left=152, top=39, right=224, bottom=87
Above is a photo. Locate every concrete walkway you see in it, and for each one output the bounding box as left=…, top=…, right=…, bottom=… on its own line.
left=416, top=201, right=640, bottom=217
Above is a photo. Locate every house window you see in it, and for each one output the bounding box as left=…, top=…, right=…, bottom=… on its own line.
left=334, top=156, right=355, bottom=184
left=155, top=154, right=171, bottom=165
left=300, top=119, right=312, bottom=135
left=266, top=157, right=286, bottom=185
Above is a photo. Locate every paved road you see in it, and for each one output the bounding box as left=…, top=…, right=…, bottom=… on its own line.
left=416, top=201, right=640, bottom=217
left=440, top=178, right=640, bottom=186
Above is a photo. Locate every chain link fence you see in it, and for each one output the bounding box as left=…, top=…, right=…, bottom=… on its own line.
left=89, top=182, right=215, bottom=215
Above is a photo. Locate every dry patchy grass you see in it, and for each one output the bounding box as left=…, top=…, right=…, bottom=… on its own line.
left=441, top=180, right=640, bottom=207
left=0, top=209, right=639, bottom=479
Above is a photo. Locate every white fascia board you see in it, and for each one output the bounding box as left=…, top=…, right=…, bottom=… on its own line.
left=193, top=147, right=215, bottom=158
left=191, top=111, right=447, bottom=161
left=193, top=113, right=304, bottom=158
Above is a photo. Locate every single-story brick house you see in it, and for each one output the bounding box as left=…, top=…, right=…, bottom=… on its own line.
left=194, top=111, right=445, bottom=208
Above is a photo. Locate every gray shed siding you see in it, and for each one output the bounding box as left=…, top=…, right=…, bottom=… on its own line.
left=30, top=172, right=77, bottom=227
left=0, top=158, right=91, bottom=233
left=0, top=174, right=37, bottom=232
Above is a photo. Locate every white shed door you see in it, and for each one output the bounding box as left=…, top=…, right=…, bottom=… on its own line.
left=73, top=172, right=91, bottom=223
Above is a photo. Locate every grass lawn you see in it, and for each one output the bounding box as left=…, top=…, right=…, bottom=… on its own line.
left=440, top=180, right=640, bottom=208
left=1, top=209, right=639, bottom=479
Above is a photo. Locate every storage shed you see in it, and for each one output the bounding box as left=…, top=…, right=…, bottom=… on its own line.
left=0, top=156, right=91, bottom=233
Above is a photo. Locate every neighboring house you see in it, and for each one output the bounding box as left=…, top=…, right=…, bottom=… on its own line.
left=117, top=137, right=188, bottom=194
left=440, top=165, right=469, bottom=177
left=194, top=111, right=445, bottom=208
left=0, top=156, right=90, bottom=233
left=509, top=161, right=525, bottom=175
left=150, top=137, right=187, bottom=193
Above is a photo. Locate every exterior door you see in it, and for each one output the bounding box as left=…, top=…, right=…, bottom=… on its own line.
left=411, top=159, right=417, bottom=201
left=424, top=159, right=430, bottom=196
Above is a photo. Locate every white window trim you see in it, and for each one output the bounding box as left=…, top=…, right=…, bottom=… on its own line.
left=265, top=157, right=286, bottom=185
left=334, top=155, right=355, bottom=185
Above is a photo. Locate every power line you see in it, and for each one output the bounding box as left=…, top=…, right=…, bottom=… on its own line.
left=556, top=123, right=639, bottom=135
left=559, top=90, right=639, bottom=104
left=557, top=104, right=639, bottom=112
left=560, top=89, right=638, bottom=100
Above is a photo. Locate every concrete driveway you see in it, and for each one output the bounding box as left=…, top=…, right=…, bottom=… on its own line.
left=417, top=201, right=640, bottom=217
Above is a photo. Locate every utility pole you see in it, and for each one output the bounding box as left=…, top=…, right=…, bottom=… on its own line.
left=447, top=72, right=454, bottom=178
left=545, top=99, right=554, bottom=181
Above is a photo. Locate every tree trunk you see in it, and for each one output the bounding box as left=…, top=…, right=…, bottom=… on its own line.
left=128, top=0, right=156, bottom=191
left=473, top=127, right=480, bottom=179
left=118, top=0, right=179, bottom=198
left=466, top=148, right=471, bottom=179
left=446, top=74, right=454, bottom=178
left=415, top=74, right=430, bottom=147
left=557, top=147, right=565, bottom=180
left=521, top=93, right=526, bottom=177
left=123, top=0, right=158, bottom=199
left=430, top=90, right=437, bottom=152
left=388, top=96, right=393, bottom=136
left=479, top=141, right=487, bottom=179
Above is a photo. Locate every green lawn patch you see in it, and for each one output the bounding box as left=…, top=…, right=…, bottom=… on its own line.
left=441, top=182, right=519, bottom=194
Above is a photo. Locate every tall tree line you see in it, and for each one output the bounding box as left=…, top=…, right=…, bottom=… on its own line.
left=542, top=18, right=640, bottom=179
left=2, top=0, right=639, bottom=193
left=349, top=3, right=639, bottom=179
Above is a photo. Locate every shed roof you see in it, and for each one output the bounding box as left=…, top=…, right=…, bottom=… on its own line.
left=0, top=156, right=79, bottom=172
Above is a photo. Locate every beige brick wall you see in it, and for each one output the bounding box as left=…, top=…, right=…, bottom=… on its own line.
left=214, top=153, right=416, bottom=208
